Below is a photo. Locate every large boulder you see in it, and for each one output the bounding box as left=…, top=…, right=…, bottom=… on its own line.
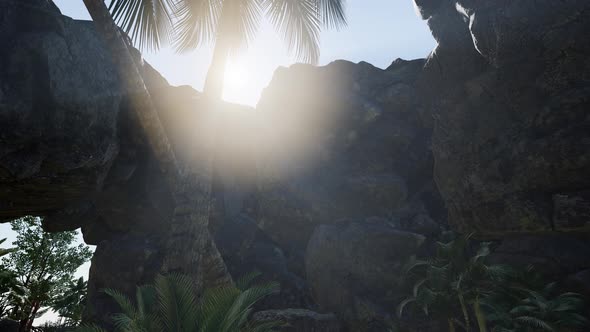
left=0, top=0, right=122, bottom=222
left=416, top=0, right=590, bottom=234
left=255, top=59, right=445, bottom=274
left=305, top=222, right=425, bottom=329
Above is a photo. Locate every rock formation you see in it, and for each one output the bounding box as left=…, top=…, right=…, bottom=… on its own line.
left=1, top=0, right=589, bottom=330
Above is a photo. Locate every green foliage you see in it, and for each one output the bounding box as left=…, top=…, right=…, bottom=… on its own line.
left=396, top=234, right=589, bottom=332
left=0, top=238, right=16, bottom=257
left=172, top=0, right=346, bottom=63
left=482, top=269, right=589, bottom=332
left=51, top=277, right=89, bottom=327
left=78, top=273, right=281, bottom=332
left=107, top=0, right=347, bottom=64
left=0, top=216, right=93, bottom=330
left=108, top=0, right=175, bottom=51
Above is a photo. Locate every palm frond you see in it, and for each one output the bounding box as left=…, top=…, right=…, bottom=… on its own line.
left=172, top=0, right=223, bottom=52
left=219, top=282, right=279, bottom=331
left=108, top=0, right=175, bottom=51
left=220, top=0, right=264, bottom=55
left=263, top=0, right=321, bottom=64
left=397, top=297, right=416, bottom=318
left=236, top=271, right=262, bottom=291
left=315, top=0, right=347, bottom=29
left=514, top=316, right=555, bottom=331
left=154, top=273, right=200, bottom=332
left=103, top=288, right=138, bottom=319
left=198, top=285, right=241, bottom=331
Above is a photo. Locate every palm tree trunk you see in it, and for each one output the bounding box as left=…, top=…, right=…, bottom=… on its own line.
left=202, top=24, right=231, bottom=233
left=203, top=35, right=230, bottom=100
left=458, top=291, right=471, bottom=332
left=83, top=0, right=232, bottom=298
left=473, top=297, right=488, bottom=332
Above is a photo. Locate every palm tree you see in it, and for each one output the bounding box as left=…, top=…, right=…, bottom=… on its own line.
left=75, top=273, right=281, bottom=332
left=170, top=0, right=347, bottom=99
left=82, top=0, right=233, bottom=298
left=83, top=0, right=347, bottom=297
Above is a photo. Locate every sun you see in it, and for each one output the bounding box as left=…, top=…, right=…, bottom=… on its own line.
left=223, top=60, right=260, bottom=106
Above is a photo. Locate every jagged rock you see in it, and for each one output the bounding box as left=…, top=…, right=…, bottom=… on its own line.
left=85, top=234, right=165, bottom=327
left=417, top=0, right=590, bottom=234
left=251, top=309, right=342, bottom=332
left=553, top=190, right=590, bottom=231
left=215, top=215, right=312, bottom=309
left=305, top=222, right=425, bottom=329
left=255, top=58, right=443, bottom=272
left=0, top=0, right=122, bottom=222
left=489, top=234, right=590, bottom=277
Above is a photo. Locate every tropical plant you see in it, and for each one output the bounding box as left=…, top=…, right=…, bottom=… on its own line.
left=481, top=268, right=589, bottom=332
left=0, top=238, right=18, bottom=317
left=76, top=273, right=281, bottom=332
left=397, top=233, right=512, bottom=332
left=1, top=216, right=92, bottom=331
left=51, top=277, right=88, bottom=327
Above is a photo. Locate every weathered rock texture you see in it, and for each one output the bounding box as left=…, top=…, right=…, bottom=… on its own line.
left=1, top=0, right=589, bottom=330
left=419, top=0, right=590, bottom=235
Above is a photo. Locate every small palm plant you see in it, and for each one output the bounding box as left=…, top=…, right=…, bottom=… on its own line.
left=483, top=274, right=589, bottom=332
left=76, top=273, right=281, bottom=332
left=397, top=233, right=512, bottom=332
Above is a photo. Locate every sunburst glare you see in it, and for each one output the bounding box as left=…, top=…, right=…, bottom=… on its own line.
left=222, top=59, right=261, bottom=106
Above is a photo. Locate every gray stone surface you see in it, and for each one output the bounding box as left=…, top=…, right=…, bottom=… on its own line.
left=305, top=222, right=424, bottom=328
left=417, top=0, right=590, bottom=234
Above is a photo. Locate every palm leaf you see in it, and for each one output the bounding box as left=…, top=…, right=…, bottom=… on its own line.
left=514, top=316, right=555, bottom=331
left=198, top=286, right=241, bottom=332
left=263, top=0, right=321, bottom=64
left=397, top=297, right=416, bottom=318
left=103, top=288, right=138, bottom=319
left=315, top=0, right=347, bottom=29
left=154, top=273, right=200, bottom=332
left=220, top=0, right=264, bottom=55
left=236, top=271, right=262, bottom=291
left=172, top=0, right=222, bottom=52
left=218, top=282, right=279, bottom=331
left=108, top=0, right=175, bottom=51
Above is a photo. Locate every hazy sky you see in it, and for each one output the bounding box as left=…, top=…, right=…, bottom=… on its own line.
left=52, top=0, right=436, bottom=105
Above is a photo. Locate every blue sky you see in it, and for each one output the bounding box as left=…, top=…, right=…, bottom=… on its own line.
left=52, top=0, right=436, bottom=105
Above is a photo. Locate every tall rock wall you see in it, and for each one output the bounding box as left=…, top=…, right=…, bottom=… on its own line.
left=418, top=0, right=590, bottom=235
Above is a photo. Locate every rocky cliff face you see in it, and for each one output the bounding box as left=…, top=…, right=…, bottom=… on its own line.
left=1, top=0, right=589, bottom=331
